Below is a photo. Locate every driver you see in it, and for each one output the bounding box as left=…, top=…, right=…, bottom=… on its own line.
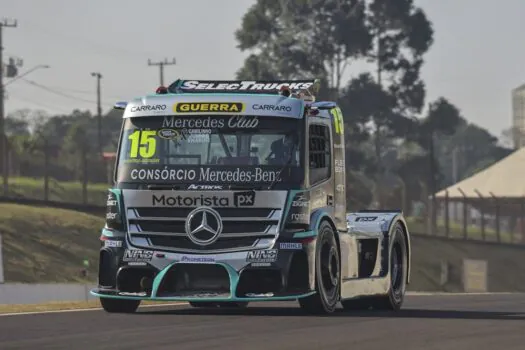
left=267, top=135, right=296, bottom=165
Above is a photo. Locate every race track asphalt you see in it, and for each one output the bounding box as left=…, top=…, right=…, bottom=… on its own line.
left=1, top=293, right=524, bottom=350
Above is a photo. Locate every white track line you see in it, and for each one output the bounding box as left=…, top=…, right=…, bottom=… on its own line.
left=0, top=302, right=187, bottom=317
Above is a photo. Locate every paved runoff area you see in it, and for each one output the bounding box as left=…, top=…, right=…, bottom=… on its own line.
left=1, top=293, right=524, bottom=350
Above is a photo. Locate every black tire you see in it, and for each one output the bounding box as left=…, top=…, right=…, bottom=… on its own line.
left=373, top=224, right=407, bottom=310
left=299, top=221, right=340, bottom=314
left=342, top=223, right=408, bottom=312
left=100, top=297, right=140, bottom=313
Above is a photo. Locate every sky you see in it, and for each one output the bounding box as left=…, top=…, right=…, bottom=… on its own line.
left=2, top=0, right=525, bottom=140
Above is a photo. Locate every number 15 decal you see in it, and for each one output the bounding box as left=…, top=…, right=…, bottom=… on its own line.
left=128, top=130, right=157, bottom=158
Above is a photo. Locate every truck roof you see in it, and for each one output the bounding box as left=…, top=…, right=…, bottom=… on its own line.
left=116, top=79, right=336, bottom=120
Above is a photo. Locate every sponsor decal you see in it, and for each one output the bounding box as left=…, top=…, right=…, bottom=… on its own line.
left=129, top=166, right=282, bottom=183
left=336, top=184, right=345, bottom=193
left=161, top=115, right=259, bottom=129
left=279, top=242, right=303, bottom=250
left=252, top=104, right=292, bottom=112
left=180, top=256, right=215, bottom=263
left=335, top=159, right=345, bottom=173
left=179, top=80, right=314, bottom=92
left=188, top=184, right=223, bottom=190
left=173, top=102, right=244, bottom=113
left=162, top=116, right=223, bottom=128
left=356, top=216, right=377, bottom=222
left=119, top=292, right=148, bottom=296
left=291, top=213, right=308, bottom=221
left=187, top=134, right=210, bottom=143
left=130, top=104, right=167, bottom=113
left=152, top=191, right=255, bottom=208
left=106, top=212, right=118, bottom=220
left=106, top=193, right=117, bottom=207
left=292, top=194, right=309, bottom=207
left=246, top=249, right=278, bottom=263
left=334, top=144, right=344, bottom=149
left=157, top=128, right=181, bottom=140
left=250, top=262, right=271, bottom=267
left=104, top=240, right=122, bottom=248
left=153, top=194, right=229, bottom=207
left=123, top=249, right=154, bottom=262
left=227, top=115, right=259, bottom=128
left=233, top=191, right=255, bottom=207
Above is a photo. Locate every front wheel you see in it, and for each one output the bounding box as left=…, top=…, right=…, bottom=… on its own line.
left=100, top=298, right=140, bottom=313
left=299, top=221, right=340, bottom=314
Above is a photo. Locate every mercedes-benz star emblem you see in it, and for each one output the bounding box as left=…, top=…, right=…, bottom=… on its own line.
left=185, top=207, right=223, bottom=246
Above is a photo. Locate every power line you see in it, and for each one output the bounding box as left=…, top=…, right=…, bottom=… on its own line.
left=148, top=58, right=176, bottom=86
left=20, top=78, right=113, bottom=107
left=33, top=84, right=123, bottom=100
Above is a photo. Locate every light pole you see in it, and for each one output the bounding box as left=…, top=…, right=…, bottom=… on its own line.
left=91, top=72, right=102, bottom=156
left=1, top=64, right=50, bottom=194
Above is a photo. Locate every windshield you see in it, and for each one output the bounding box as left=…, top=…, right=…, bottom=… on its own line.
left=116, top=115, right=304, bottom=185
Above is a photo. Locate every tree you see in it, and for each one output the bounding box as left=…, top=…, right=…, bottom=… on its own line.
left=235, top=0, right=372, bottom=94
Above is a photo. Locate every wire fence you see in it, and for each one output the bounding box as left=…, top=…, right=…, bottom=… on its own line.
left=401, top=190, right=525, bottom=246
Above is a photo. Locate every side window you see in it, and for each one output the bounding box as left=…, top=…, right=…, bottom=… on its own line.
left=309, top=124, right=331, bottom=184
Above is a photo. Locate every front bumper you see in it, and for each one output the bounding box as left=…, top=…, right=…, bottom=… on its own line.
left=92, top=239, right=316, bottom=302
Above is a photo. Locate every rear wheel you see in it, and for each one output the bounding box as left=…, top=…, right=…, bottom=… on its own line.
left=299, top=221, right=340, bottom=314
left=100, top=298, right=140, bottom=313
left=372, top=224, right=407, bottom=310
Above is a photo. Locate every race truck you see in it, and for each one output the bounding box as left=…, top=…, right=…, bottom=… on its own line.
left=91, top=79, right=411, bottom=315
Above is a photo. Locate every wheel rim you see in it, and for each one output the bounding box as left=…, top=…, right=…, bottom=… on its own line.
left=320, top=240, right=339, bottom=298
left=391, top=241, right=403, bottom=297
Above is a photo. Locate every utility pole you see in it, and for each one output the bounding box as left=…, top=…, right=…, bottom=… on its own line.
left=0, top=18, right=18, bottom=195
left=91, top=72, right=102, bottom=155
left=148, top=58, right=176, bottom=86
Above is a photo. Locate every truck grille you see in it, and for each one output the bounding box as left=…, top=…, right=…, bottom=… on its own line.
left=126, top=207, right=282, bottom=253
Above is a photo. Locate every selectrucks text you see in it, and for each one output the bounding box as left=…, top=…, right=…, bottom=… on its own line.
left=93, top=78, right=411, bottom=317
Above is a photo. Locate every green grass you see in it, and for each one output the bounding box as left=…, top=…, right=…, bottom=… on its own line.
left=1, top=203, right=104, bottom=283
left=5, top=176, right=108, bottom=206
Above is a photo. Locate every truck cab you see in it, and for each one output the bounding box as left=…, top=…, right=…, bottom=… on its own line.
left=92, top=79, right=411, bottom=314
